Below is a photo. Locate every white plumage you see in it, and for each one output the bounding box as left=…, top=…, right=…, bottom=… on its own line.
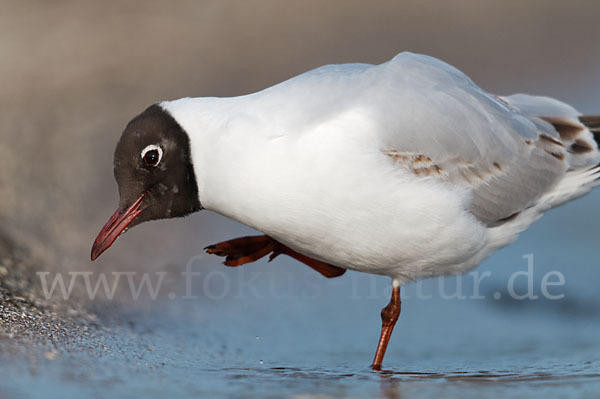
left=162, top=52, right=600, bottom=285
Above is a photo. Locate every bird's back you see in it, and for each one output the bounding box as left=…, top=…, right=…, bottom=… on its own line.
left=247, top=52, right=600, bottom=224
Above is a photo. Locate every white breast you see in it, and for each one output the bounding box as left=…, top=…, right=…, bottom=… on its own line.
left=170, top=101, right=489, bottom=283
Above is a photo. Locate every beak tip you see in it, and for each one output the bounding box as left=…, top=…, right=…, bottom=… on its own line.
left=90, top=245, right=101, bottom=261
left=91, top=192, right=146, bottom=262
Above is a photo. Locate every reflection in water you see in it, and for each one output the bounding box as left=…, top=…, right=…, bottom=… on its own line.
left=216, top=365, right=600, bottom=399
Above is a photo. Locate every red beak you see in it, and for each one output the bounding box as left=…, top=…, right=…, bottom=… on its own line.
left=91, top=193, right=146, bottom=261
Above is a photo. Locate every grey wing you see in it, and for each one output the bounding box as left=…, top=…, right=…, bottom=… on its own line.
left=265, top=52, right=587, bottom=225
left=369, top=53, right=570, bottom=225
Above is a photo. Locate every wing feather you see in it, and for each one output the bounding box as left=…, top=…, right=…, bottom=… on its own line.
left=252, top=52, right=579, bottom=225
left=364, top=53, right=567, bottom=224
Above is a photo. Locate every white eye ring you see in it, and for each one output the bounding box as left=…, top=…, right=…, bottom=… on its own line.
left=141, top=144, right=163, bottom=166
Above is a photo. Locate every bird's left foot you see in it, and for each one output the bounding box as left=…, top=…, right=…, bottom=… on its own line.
left=205, top=235, right=346, bottom=278
left=205, top=235, right=275, bottom=266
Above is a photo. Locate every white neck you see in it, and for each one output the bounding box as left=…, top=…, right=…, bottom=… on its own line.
left=160, top=97, right=292, bottom=234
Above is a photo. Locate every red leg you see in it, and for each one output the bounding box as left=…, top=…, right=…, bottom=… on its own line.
left=371, top=284, right=401, bottom=371
left=268, top=243, right=346, bottom=278
left=205, top=235, right=346, bottom=278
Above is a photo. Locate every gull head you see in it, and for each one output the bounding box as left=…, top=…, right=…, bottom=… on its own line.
left=91, top=104, right=201, bottom=261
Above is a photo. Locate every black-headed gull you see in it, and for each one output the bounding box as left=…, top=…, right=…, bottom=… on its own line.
left=91, top=52, right=600, bottom=370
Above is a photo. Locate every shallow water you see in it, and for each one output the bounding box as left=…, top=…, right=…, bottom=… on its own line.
left=2, top=295, right=600, bottom=399
left=2, top=194, right=600, bottom=399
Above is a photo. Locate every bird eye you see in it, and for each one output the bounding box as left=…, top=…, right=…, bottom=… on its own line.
left=141, top=144, right=163, bottom=167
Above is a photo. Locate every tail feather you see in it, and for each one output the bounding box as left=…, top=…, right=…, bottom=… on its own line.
left=538, top=165, right=600, bottom=210
left=540, top=115, right=600, bottom=169
left=579, top=115, right=600, bottom=145
left=484, top=99, right=600, bottom=255
left=539, top=114, right=600, bottom=209
left=504, top=94, right=600, bottom=169
left=579, top=115, right=600, bottom=131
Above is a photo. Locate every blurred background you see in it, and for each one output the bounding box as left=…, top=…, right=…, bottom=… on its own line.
left=1, top=1, right=600, bottom=398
